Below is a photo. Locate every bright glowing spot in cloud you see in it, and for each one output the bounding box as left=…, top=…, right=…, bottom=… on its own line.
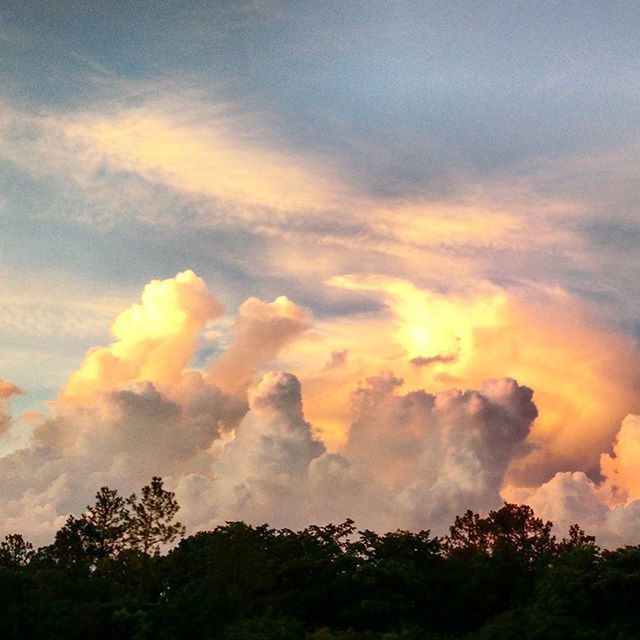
left=328, top=274, right=505, bottom=367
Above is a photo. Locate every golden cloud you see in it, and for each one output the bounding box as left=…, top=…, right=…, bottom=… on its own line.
left=62, top=270, right=223, bottom=403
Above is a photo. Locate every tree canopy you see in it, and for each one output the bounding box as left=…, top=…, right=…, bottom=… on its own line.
left=0, top=479, right=638, bottom=639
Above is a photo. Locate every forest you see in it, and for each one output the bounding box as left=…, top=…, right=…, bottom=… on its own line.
left=1, top=477, right=639, bottom=640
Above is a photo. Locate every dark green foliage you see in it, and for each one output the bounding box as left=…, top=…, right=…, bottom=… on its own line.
left=349, top=528, right=444, bottom=630
left=0, top=533, right=34, bottom=568
left=3, top=489, right=640, bottom=639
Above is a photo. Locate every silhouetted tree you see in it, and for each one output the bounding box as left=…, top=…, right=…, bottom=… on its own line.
left=271, top=520, right=359, bottom=627
left=446, top=509, right=490, bottom=555
left=52, top=515, right=100, bottom=570
left=350, top=528, right=444, bottom=630
left=0, top=533, right=33, bottom=568
left=1, top=485, right=638, bottom=640
left=125, top=476, right=185, bottom=554
left=558, top=523, right=597, bottom=552
left=447, top=503, right=555, bottom=563
left=84, top=486, right=128, bottom=558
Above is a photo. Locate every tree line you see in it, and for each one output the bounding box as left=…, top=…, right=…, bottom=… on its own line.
left=1, top=477, right=639, bottom=639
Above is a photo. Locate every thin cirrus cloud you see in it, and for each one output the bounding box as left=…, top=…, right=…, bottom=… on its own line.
left=0, top=92, right=580, bottom=259
left=0, top=95, right=350, bottom=226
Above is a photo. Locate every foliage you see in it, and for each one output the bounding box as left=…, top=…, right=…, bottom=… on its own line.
left=0, top=533, right=34, bottom=568
left=85, top=486, right=129, bottom=557
left=1, top=488, right=640, bottom=639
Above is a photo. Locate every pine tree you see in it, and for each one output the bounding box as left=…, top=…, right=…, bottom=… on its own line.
left=84, top=486, right=128, bottom=557
left=0, top=533, right=34, bottom=568
left=125, top=476, right=185, bottom=554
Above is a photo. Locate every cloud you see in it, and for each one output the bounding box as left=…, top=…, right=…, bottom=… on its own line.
left=515, top=470, right=640, bottom=551
left=0, top=377, right=22, bottom=436
left=503, top=411, right=640, bottom=549
left=299, top=275, right=640, bottom=486
left=209, top=372, right=327, bottom=524
left=324, top=349, right=348, bottom=371
left=2, top=269, right=640, bottom=548
left=346, top=374, right=536, bottom=530
left=0, top=95, right=350, bottom=231
left=61, top=99, right=350, bottom=218
left=62, top=270, right=223, bottom=402
left=601, top=414, right=640, bottom=502
left=176, top=372, right=380, bottom=532
left=410, top=354, right=457, bottom=367
left=0, top=374, right=246, bottom=544
left=0, top=271, right=315, bottom=542
left=207, top=295, right=311, bottom=394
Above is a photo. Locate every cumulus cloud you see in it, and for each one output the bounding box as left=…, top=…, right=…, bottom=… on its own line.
left=0, top=368, right=542, bottom=542
left=600, top=414, right=640, bottom=502
left=0, top=375, right=245, bottom=543
left=0, top=272, right=315, bottom=543
left=502, top=412, right=640, bottom=548
left=346, top=374, right=536, bottom=530
left=62, top=270, right=223, bottom=402
left=0, top=272, right=236, bottom=542
left=294, top=275, right=640, bottom=483
left=514, top=470, right=640, bottom=550
left=209, top=372, right=327, bottom=524
left=2, top=269, right=640, bottom=548
left=177, top=370, right=384, bottom=532
left=207, top=295, right=311, bottom=393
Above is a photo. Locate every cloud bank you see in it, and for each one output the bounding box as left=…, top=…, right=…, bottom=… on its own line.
left=1, top=271, right=640, bottom=549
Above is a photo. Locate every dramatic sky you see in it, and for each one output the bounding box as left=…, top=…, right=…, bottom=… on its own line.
left=1, top=1, right=640, bottom=547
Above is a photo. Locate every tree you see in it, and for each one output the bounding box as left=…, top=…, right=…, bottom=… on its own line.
left=446, top=509, right=490, bottom=555
left=446, top=503, right=555, bottom=563
left=84, top=486, right=128, bottom=558
left=350, top=528, right=444, bottom=630
left=487, top=503, right=555, bottom=563
left=0, top=533, right=34, bottom=568
left=125, top=476, right=185, bottom=554
left=51, top=515, right=99, bottom=570
left=444, top=503, right=557, bottom=627
left=558, top=524, right=597, bottom=552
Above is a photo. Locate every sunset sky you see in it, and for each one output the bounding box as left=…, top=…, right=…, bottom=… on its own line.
left=1, top=1, right=640, bottom=546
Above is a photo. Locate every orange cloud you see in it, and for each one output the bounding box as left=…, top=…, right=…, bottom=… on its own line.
left=284, top=276, right=640, bottom=485
left=62, top=270, right=223, bottom=403
left=601, top=414, right=640, bottom=503
left=62, top=101, right=348, bottom=218
left=207, top=296, right=312, bottom=394
left=0, top=377, right=22, bottom=435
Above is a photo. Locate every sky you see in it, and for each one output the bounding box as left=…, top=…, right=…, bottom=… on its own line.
left=1, top=1, right=640, bottom=547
